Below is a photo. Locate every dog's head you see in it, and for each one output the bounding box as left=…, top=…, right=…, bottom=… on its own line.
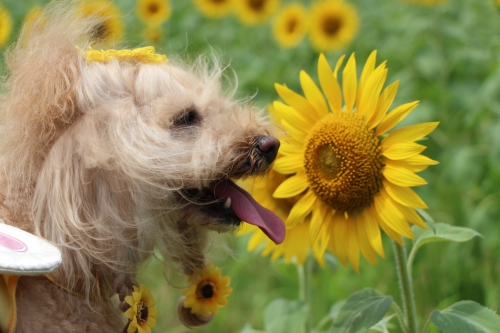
left=0, top=3, right=285, bottom=293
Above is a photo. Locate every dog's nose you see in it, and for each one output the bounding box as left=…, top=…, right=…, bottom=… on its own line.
left=257, top=136, right=280, bottom=164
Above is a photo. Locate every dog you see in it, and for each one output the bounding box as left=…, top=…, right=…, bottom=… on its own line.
left=0, top=2, right=285, bottom=332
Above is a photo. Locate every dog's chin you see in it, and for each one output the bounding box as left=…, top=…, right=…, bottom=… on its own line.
left=179, top=187, right=242, bottom=232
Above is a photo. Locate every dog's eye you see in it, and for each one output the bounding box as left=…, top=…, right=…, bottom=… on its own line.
left=173, top=107, right=201, bottom=127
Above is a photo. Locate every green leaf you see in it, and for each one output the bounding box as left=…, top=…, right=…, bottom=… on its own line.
left=408, top=223, right=482, bottom=271
left=331, top=288, right=392, bottom=333
left=264, top=299, right=308, bottom=333
left=430, top=301, right=500, bottom=333
left=327, top=300, right=347, bottom=322
left=368, top=314, right=396, bottom=333
left=413, top=222, right=481, bottom=248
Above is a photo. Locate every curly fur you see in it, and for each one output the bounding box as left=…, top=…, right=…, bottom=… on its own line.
left=0, top=2, right=277, bottom=332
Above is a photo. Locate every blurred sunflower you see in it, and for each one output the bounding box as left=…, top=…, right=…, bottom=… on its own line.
left=0, top=4, right=12, bottom=48
left=137, top=0, right=171, bottom=25
left=238, top=169, right=312, bottom=265
left=272, top=51, right=438, bottom=271
left=194, top=0, right=234, bottom=18
left=308, top=0, right=358, bottom=52
left=124, top=284, right=158, bottom=333
left=78, top=1, right=124, bottom=44
left=272, top=3, right=308, bottom=49
left=235, top=0, right=280, bottom=25
left=182, top=264, right=232, bottom=317
left=142, top=26, right=163, bottom=44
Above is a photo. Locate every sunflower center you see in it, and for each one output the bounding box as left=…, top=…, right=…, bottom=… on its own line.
left=249, top=0, right=265, bottom=10
left=148, top=3, right=159, bottom=14
left=196, top=281, right=216, bottom=300
left=322, top=15, right=341, bottom=36
left=286, top=18, right=298, bottom=33
left=136, top=301, right=149, bottom=325
left=304, top=112, right=384, bottom=213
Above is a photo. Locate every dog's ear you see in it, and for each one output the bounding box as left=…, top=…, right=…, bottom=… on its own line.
left=0, top=5, right=86, bottom=193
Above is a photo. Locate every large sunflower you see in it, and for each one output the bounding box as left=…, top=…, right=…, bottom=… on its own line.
left=308, top=0, right=358, bottom=52
left=238, top=169, right=312, bottom=265
left=0, top=4, right=12, bottom=48
left=271, top=51, right=438, bottom=271
left=137, top=0, right=171, bottom=25
left=78, top=1, right=124, bottom=44
left=235, top=0, right=280, bottom=25
left=272, top=3, right=308, bottom=49
left=194, top=0, right=234, bottom=18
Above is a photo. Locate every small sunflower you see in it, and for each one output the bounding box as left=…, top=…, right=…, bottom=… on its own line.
left=0, top=4, right=13, bottom=48
left=271, top=51, right=438, bottom=271
left=137, top=0, right=171, bottom=25
left=78, top=1, right=124, bottom=44
left=194, top=0, right=234, bottom=18
left=182, top=264, right=232, bottom=317
left=272, top=3, right=308, bottom=49
left=238, top=169, right=312, bottom=265
left=124, top=284, right=158, bottom=333
left=142, top=26, right=163, bottom=44
left=308, top=0, right=358, bottom=52
left=235, top=0, right=280, bottom=25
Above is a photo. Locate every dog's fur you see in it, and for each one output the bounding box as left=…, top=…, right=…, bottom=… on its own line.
left=0, top=3, right=278, bottom=332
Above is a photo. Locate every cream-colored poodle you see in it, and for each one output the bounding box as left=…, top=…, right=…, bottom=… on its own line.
left=0, top=2, right=284, bottom=332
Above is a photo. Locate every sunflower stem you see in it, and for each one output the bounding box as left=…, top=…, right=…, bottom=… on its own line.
left=297, top=257, right=313, bottom=333
left=392, top=239, right=419, bottom=333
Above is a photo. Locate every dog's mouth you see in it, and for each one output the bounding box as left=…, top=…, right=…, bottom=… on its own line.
left=181, top=179, right=285, bottom=244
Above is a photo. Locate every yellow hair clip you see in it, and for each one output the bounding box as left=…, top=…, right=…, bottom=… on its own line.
left=78, top=46, right=168, bottom=64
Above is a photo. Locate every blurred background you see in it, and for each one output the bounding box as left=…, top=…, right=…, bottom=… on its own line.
left=1, top=0, right=499, bottom=332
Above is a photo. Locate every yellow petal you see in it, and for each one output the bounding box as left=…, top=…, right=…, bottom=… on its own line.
left=273, top=173, right=309, bottom=198
left=275, top=83, right=320, bottom=125
left=274, top=154, right=304, bottom=174
left=273, top=101, right=314, bottom=129
left=357, top=50, right=378, bottom=109
left=382, top=142, right=427, bottom=160
left=382, top=122, right=439, bottom=147
left=247, top=230, right=266, bottom=251
left=373, top=189, right=414, bottom=239
left=395, top=202, right=427, bottom=229
left=148, top=306, right=159, bottom=318
left=342, top=53, right=357, bottom=113
left=347, top=215, right=360, bottom=272
left=356, top=215, right=378, bottom=265
left=334, top=54, right=346, bottom=79
left=286, top=190, right=316, bottom=227
left=360, top=208, right=385, bottom=258
left=331, top=211, right=348, bottom=267
left=300, top=70, right=328, bottom=118
left=284, top=222, right=311, bottom=265
left=125, top=295, right=135, bottom=307
left=383, top=164, right=428, bottom=187
left=124, top=308, right=136, bottom=321
left=281, top=119, right=308, bottom=142
left=384, top=181, right=428, bottom=208
left=372, top=206, right=402, bottom=245
left=147, top=316, right=157, bottom=329
left=385, top=158, right=430, bottom=173
left=405, top=154, right=439, bottom=166
left=310, top=203, right=331, bottom=263
left=369, top=80, right=399, bottom=129
left=278, top=140, right=304, bottom=156
left=360, top=65, right=387, bottom=121
left=318, top=53, right=342, bottom=113
left=376, top=101, right=419, bottom=136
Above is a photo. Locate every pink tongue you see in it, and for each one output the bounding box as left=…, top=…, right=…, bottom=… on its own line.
left=210, top=180, right=285, bottom=244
